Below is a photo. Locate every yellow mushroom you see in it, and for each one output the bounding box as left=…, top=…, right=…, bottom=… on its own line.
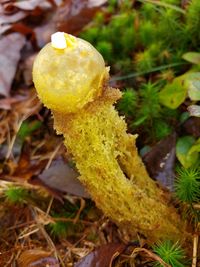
left=33, top=32, right=187, bottom=242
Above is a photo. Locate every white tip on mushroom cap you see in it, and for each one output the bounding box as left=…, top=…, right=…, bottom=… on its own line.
left=51, top=32, right=67, bottom=49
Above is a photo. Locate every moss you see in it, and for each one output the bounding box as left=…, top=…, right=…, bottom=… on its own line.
left=5, top=186, right=28, bottom=204
left=138, top=20, right=157, bottom=47
left=117, top=88, right=137, bottom=116
left=186, top=0, right=200, bottom=46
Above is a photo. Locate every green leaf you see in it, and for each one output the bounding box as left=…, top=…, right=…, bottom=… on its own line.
left=159, top=76, right=187, bottom=109
left=188, top=137, right=200, bottom=156
left=18, top=120, right=42, bottom=141
left=182, top=52, right=200, bottom=64
left=159, top=72, right=200, bottom=108
left=176, top=136, right=199, bottom=168
left=185, top=72, right=200, bottom=100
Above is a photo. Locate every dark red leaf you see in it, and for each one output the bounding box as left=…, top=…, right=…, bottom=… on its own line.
left=0, top=33, right=25, bottom=96
left=182, top=117, right=200, bottom=138
left=0, top=96, right=25, bottom=110
left=20, top=53, right=36, bottom=86
left=34, top=0, right=105, bottom=47
left=143, top=133, right=177, bottom=191
left=4, top=0, right=53, bottom=12
left=56, top=0, right=106, bottom=34
left=0, top=11, right=27, bottom=26
left=38, top=158, right=90, bottom=198
left=0, top=24, right=12, bottom=35
left=11, top=23, right=38, bottom=49
left=18, top=250, right=60, bottom=267
left=75, top=243, right=125, bottom=267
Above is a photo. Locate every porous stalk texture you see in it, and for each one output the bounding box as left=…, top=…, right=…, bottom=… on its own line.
left=53, top=88, right=185, bottom=242
left=33, top=33, right=187, bottom=243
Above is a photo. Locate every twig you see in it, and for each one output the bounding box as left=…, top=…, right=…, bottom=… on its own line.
left=137, top=0, right=186, bottom=14
left=110, top=62, right=185, bottom=81
left=192, top=234, right=199, bottom=267
left=73, top=198, right=85, bottom=224
left=46, top=196, right=54, bottom=215
left=6, top=117, right=23, bottom=159
left=131, top=248, right=171, bottom=267
left=32, top=207, right=65, bottom=267
left=45, top=142, right=62, bottom=170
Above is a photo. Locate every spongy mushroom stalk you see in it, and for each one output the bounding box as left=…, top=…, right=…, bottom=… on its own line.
left=33, top=32, right=188, bottom=243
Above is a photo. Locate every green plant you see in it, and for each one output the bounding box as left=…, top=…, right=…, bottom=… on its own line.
left=5, top=186, right=28, bottom=204
left=153, top=240, right=186, bottom=267
left=18, top=120, right=42, bottom=142
left=175, top=167, right=200, bottom=203
left=133, top=82, right=161, bottom=126
left=186, top=0, right=200, bottom=46
left=153, top=120, right=172, bottom=140
left=158, top=9, right=185, bottom=48
left=134, top=50, right=156, bottom=73
left=80, top=9, right=136, bottom=71
left=49, top=220, right=73, bottom=238
left=48, top=202, right=82, bottom=238
left=117, top=88, right=137, bottom=116
left=138, top=20, right=157, bottom=47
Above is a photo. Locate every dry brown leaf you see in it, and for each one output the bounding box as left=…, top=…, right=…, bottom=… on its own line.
left=39, top=158, right=90, bottom=198
left=75, top=243, right=125, bottom=267
left=9, top=0, right=53, bottom=11
left=18, top=249, right=60, bottom=267
left=182, top=117, right=200, bottom=138
left=0, top=24, right=12, bottom=35
left=0, top=33, right=25, bottom=96
left=0, top=11, right=27, bottom=26
left=35, top=0, right=105, bottom=47
left=143, top=133, right=177, bottom=191
left=56, top=0, right=105, bottom=34
left=88, top=0, right=107, bottom=8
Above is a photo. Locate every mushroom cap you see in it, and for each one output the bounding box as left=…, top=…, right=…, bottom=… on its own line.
left=33, top=33, right=106, bottom=113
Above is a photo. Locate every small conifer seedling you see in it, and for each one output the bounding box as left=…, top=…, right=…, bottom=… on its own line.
left=153, top=240, right=186, bottom=267
left=175, top=167, right=200, bottom=204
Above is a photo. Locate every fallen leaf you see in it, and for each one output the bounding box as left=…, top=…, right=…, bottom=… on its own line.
left=0, top=24, right=12, bottom=35
left=0, top=33, right=25, bottom=96
left=8, top=0, right=53, bottom=11
left=34, top=0, right=105, bottom=47
left=182, top=117, right=200, bottom=137
left=88, top=0, right=107, bottom=8
left=20, top=53, right=37, bottom=86
left=74, top=243, right=125, bottom=267
left=12, top=143, right=48, bottom=181
left=18, top=249, right=60, bottom=267
left=11, top=23, right=38, bottom=49
left=143, top=133, right=177, bottom=191
left=56, top=0, right=104, bottom=34
left=188, top=105, right=200, bottom=118
left=0, top=11, right=27, bottom=26
left=185, top=72, right=200, bottom=101
left=2, top=0, right=57, bottom=14
left=39, top=158, right=90, bottom=198
left=0, top=96, right=26, bottom=110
